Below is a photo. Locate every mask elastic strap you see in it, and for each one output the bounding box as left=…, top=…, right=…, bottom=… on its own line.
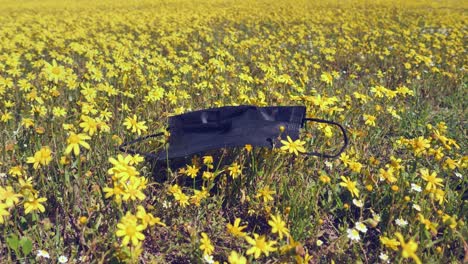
left=303, top=118, right=348, bottom=158
left=119, top=132, right=166, bottom=160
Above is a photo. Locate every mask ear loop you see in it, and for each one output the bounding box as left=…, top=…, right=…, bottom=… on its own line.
left=302, top=118, right=348, bottom=158
left=119, top=131, right=168, bottom=160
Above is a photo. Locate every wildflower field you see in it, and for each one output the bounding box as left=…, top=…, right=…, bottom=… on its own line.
left=0, top=0, right=467, bottom=263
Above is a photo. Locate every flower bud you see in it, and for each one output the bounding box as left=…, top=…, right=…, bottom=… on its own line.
left=79, top=216, right=88, bottom=225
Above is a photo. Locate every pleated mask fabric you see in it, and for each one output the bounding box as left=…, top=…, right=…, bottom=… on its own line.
left=119, top=105, right=348, bottom=161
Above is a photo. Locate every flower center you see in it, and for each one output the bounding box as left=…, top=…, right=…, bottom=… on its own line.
left=125, top=225, right=136, bottom=236
left=256, top=238, right=266, bottom=250
left=69, top=134, right=81, bottom=144
left=52, top=67, right=61, bottom=75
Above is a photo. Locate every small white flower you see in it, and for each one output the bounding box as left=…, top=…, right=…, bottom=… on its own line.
left=379, top=252, right=389, bottom=262
left=0, top=173, right=6, bottom=179
left=355, top=222, right=368, bottom=233
left=372, top=211, right=381, bottom=222
left=352, top=199, right=364, bottom=208
left=316, top=239, right=323, bottom=246
left=58, top=255, right=68, bottom=263
left=203, top=254, right=214, bottom=264
left=395, top=218, right=408, bottom=227
left=411, top=183, right=422, bottom=192
left=346, top=228, right=360, bottom=241
left=162, top=201, right=171, bottom=209
left=412, top=204, right=421, bottom=211
left=325, top=161, right=333, bottom=169
left=36, top=250, right=50, bottom=259
left=454, top=172, right=462, bottom=179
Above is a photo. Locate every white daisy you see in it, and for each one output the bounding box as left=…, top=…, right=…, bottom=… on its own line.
left=36, top=250, right=50, bottom=259
left=372, top=211, right=381, bottom=222
left=412, top=204, right=421, bottom=211
left=162, top=201, right=171, bottom=209
left=411, top=183, right=422, bottom=192
left=379, top=252, right=389, bottom=262
left=347, top=228, right=360, bottom=241
left=355, top=222, right=368, bottom=233
left=203, top=254, right=214, bottom=264
left=58, top=255, right=68, bottom=263
left=352, top=199, right=364, bottom=208
left=395, top=218, right=408, bottom=227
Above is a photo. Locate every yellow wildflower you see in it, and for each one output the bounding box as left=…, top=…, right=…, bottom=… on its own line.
left=320, top=72, right=333, bottom=85
left=411, top=137, right=430, bottom=156
left=228, top=251, right=247, bottom=264
left=245, top=234, right=276, bottom=259
left=0, top=203, right=10, bottom=224
left=395, top=232, right=421, bottom=264
left=380, top=236, right=400, bottom=250
left=228, top=162, right=242, bottom=179
left=123, top=114, right=148, bottom=135
left=256, top=186, right=275, bottom=203
left=43, top=60, right=66, bottom=83
left=27, top=146, right=53, bottom=169
left=186, top=165, right=199, bottom=178
left=122, top=177, right=146, bottom=201
left=227, top=218, right=247, bottom=237
left=24, top=195, right=47, bottom=214
left=363, top=114, right=376, bottom=126
left=173, top=191, right=190, bottom=207
left=339, top=176, right=360, bottom=197
left=268, top=214, right=290, bottom=239
left=420, top=168, right=443, bottom=191
left=379, top=167, right=397, bottom=183
left=199, top=232, right=214, bottom=256
left=116, top=214, right=145, bottom=246
left=65, top=132, right=91, bottom=156
left=0, top=186, right=22, bottom=207
left=136, top=206, right=165, bottom=228
left=280, top=136, right=306, bottom=156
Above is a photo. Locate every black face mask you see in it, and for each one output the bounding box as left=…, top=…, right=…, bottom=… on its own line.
left=119, top=105, right=348, bottom=160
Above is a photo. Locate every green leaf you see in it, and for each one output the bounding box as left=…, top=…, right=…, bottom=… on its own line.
left=6, top=234, right=19, bottom=252
left=20, top=216, right=28, bottom=225
left=20, top=237, right=33, bottom=256
left=64, top=170, right=70, bottom=183
left=424, top=237, right=444, bottom=248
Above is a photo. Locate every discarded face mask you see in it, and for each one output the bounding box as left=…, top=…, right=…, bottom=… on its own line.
left=119, top=105, right=348, bottom=161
